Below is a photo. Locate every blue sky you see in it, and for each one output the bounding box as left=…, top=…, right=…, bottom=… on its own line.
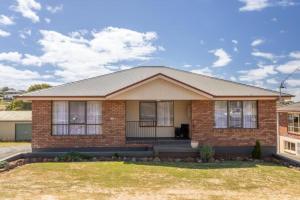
left=0, top=0, right=300, bottom=100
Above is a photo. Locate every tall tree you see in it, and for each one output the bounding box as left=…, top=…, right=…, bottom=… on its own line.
left=27, top=84, right=51, bottom=92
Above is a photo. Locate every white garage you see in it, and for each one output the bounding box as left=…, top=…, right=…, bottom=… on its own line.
left=0, top=111, right=32, bottom=141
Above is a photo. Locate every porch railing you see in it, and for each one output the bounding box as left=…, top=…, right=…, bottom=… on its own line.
left=125, top=121, right=157, bottom=139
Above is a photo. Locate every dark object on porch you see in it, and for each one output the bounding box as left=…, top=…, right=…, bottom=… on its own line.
left=175, top=124, right=189, bottom=139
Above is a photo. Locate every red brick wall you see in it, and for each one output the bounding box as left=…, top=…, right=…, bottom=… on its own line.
left=279, top=112, right=300, bottom=140
left=32, top=100, right=127, bottom=149
left=191, top=100, right=277, bottom=147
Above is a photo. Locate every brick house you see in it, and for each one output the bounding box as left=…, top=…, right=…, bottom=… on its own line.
left=18, top=66, right=292, bottom=156
left=278, top=102, right=300, bottom=158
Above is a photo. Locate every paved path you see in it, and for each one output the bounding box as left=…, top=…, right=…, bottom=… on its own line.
left=0, top=144, right=31, bottom=161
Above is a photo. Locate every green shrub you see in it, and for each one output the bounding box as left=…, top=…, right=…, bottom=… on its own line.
left=199, top=145, right=215, bottom=162
left=57, top=152, right=92, bottom=162
left=252, top=140, right=261, bottom=159
left=0, top=161, right=8, bottom=169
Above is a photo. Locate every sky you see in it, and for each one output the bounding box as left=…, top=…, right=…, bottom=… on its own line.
left=0, top=0, right=300, bottom=100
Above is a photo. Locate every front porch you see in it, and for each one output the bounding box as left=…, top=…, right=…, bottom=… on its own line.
left=125, top=100, right=192, bottom=143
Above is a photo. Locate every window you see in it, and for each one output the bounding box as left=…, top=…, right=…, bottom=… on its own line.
left=288, top=113, right=300, bottom=134
left=52, top=101, right=102, bottom=135
left=140, top=102, right=156, bottom=126
left=215, top=101, right=227, bottom=128
left=157, top=101, right=174, bottom=126
left=243, top=101, right=257, bottom=128
left=139, top=101, right=174, bottom=127
left=228, top=101, right=242, bottom=128
left=284, top=141, right=296, bottom=154
left=214, top=101, right=257, bottom=129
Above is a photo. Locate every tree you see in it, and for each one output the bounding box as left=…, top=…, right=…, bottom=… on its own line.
left=1, top=87, right=9, bottom=92
left=6, top=100, right=31, bottom=111
left=6, top=83, right=51, bottom=111
left=27, top=83, right=51, bottom=92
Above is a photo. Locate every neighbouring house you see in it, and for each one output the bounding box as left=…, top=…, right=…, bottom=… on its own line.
left=278, top=102, right=300, bottom=158
left=17, top=66, right=293, bottom=156
left=0, top=111, right=32, bottom=141
left=3, top=89, right=24, bottom=101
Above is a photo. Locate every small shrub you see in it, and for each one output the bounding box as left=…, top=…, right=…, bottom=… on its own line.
left=199, top=145, right=215, bottom=162
left=57, top=152, right=92, bottom=162
left=252, top=140, right=261, bottom=159
left=0, top=161, right=8, bottom=169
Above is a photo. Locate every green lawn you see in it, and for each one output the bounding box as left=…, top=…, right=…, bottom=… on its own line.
left=0, top=142, right=30, bottom=147
left=0, top=161, right=300, bottom=200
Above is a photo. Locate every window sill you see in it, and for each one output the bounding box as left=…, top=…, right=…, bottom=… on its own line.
left=284, top=149, right=296, bottom=155
left=288, top=131, right=300, bottom=136
left=51, top=134, right=102, bottom=137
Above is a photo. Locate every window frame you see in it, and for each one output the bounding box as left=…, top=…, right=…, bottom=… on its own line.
left=214, top=100, right=258, bottom=129
left=139, top=101, right=174, bottom=127
left=284, top=140, right=296, bottom=154
left=51, top=101, right=102, bottom=136
left=287, top=113, right=300, bottom=135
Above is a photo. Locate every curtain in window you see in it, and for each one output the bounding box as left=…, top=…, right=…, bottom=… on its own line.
left=214, top=101, right=227, bottom=128
left=228, top=101, right=242, bottom=128
left=69, top=102, right=86, bottom=135
left=140, top=102, right=156, bottom=126
left=294, top=114, right=299, bottom=133
left=288, top=114, right=294, bottom=132
left=87, top=101, right=102, bottom=135
left=243, top=101, right=257, bottom=128
left=157, top=101, right=174, bottom=126
left=52, top=101, right=68, bottom=135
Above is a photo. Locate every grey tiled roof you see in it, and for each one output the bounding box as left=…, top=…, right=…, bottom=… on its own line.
left=20, top=66, right=291, bottom=97
left=277, top=102, right=300, bottom=112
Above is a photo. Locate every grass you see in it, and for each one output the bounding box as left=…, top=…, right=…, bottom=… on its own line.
left=1, top=161, right=300, bottom=200
left=0, top=142, right=30, bottom=147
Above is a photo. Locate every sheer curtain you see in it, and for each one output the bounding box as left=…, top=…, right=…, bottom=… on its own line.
left=214, top=101, right=227, bottom=128
left=157, top=101, right=173, bottom=126
left=52, top=101, right=68, bottom=135
left=69, top=102, right=86, bottom=135
left=229, top=101, right=242, bottom=128
left=87, top=101, right=102, bottom=135
left=243, top=101, right=257, bottom=128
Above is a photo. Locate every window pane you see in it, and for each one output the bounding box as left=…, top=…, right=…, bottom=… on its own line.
left=243, top=101, right=257, bottom=128
left=70, top=102, right=86, bottom=124
left=87, top=125, right=102, bottom=135
left=140, top=102, right=156, bottom=126
left=214, top=101, right=227, bottom=128
left=294, top=114, right=299, bottom=133
left=87, top=101, right=102, bottom=124
left=229, top=101, right=242, bottom=128
left=157, top=101, right=174, bottom=126
left=52, top=101, right=68, bottom=135
left=288, top=114, right=294, bottom=132
left=69, top=125, right=85, bottom=135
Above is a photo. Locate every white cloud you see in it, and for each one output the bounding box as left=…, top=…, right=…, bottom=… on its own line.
left=0, top=52, right=22, bottom=62
left=239, top=0, right=297, bottom=12
left=239, top=65, right=277, bottom=81
left=286, top=87, right=300, bottom=101
left=0, top=27, right=163, bottom=82
left=46, top=4, right=63, bottom=14
left=19, top=28, right=31, bottom=39
left=12, top=0, right=41, bottom=23
left=233, top=47, right=239, bottom=52
left=0, top=15, right=14, bottom=25
left=230, top=76, right=237, bottom=81
left=182, top=64, right=192, bottom=68
left=289, top=51, right=300, bottom=59
left=209, top=48, right=232, bottom=67
left=277, top=60, right=300, bottom=73
left=232, top=40, right=238, bottom=44
left=191, top=67, right=214, bottom=77
left=251, top=39, right=264, bottom=47
left=266, top=78, right=278, bottom=84
left=0, top=29, right=10, bottom=37
left=239, top=0, right=269, bottom=11
left=286, top=79, right=300, bottom=87
left=44, top=18, right=51, bottom=24
left=251, top=50, right=276, bottom=61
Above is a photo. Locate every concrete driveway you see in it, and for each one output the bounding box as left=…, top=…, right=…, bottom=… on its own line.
left=0, top=143, right=31, bottom=161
